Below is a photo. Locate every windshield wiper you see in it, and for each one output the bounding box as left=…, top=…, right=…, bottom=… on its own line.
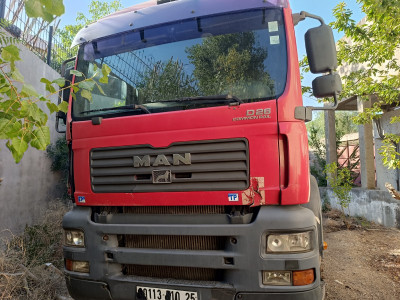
left=80, top=104, right=151, bottom=114
left=160, top=94, right=243, bottom=105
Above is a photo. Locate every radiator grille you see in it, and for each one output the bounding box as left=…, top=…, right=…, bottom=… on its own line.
left=90, top=139, right=249, bottom=193
left=123, top=235, right=227, bottom=250
left=124, top=265, right=223, bottom=281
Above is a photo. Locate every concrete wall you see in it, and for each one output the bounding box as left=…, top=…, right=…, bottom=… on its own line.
left=374, top=109, right=400, bottom=191
left=0, top=39, right=63, bottom=236
left=320, top=187, right=400, bottom=228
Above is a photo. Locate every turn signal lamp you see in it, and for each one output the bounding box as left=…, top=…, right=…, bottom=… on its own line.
left=293, top=269, right=315, bottom=286
left=323, top=241, right=328, bottom=250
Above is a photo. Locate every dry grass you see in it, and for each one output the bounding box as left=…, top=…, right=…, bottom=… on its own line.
left=0, top=201, right=72, bottom=300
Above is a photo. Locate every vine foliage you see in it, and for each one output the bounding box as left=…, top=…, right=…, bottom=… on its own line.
left=0, top=1, right=111, bottom=162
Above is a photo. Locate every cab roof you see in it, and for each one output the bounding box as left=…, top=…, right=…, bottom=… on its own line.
left=71, top=0, right=288, bottom=47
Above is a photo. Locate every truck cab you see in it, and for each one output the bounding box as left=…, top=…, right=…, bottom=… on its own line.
left=61, top=1, right=340, bottom=299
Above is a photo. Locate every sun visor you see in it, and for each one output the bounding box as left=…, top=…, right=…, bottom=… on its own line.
left=71, top=0, right=288, bottom=48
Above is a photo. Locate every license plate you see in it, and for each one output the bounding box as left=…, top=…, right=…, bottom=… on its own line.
left=136, top=286, right=198, bottom=300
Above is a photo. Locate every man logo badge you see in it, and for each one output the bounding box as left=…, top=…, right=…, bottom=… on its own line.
left=153, top=170, right=172, bottom=184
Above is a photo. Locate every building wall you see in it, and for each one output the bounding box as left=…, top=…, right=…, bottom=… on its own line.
left=0, top=39, right=63, bottom=236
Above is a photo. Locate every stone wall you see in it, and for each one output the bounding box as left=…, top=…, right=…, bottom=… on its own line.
left=320, top=187, right=400, bottom=228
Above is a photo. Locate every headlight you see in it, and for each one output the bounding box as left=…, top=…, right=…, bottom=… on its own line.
left=64, top=229, right=85, bottom=247
left=267, top=232, right=312, bottom=253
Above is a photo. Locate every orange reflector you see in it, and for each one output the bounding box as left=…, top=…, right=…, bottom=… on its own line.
left=292, top=269, right=315, bottom=286
left=65, top=259, right=73, bottom=271
left=323, top=241, right=328, bottom=250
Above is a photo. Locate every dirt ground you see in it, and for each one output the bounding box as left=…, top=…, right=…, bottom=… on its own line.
left=322, top=210, right=400, bottom=300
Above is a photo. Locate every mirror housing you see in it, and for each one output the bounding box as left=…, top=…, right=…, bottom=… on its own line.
left=312, top=73, right=342, bottom=98
left=305, top=24, right=337, bottom=74
left=56, top=57, right=76, bottom=133
left=62, top=67, right=74, bottom=103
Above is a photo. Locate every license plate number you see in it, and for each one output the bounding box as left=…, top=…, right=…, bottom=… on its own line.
left=136, top=286, right=198, bottom=300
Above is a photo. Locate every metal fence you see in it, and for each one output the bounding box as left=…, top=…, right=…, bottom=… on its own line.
left=0, top=0, right=75, bottom=73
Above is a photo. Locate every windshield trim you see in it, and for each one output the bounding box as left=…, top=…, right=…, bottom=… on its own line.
left=72, top=8, right=288, bottom=121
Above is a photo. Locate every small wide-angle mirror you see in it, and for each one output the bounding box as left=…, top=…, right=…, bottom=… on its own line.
left=312, top=73, right=342, bottom=98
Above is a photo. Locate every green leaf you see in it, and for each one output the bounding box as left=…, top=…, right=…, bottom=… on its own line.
left=25, top=0, right=65, bottom=22
left=0, top=85, right=11, bottom=93
left=40, top=78, right=52, bottom=85
left=0, top=117, right=10, bottom=135
left=46, top=102, right=59, bottom=114
left=43, top=0, right=65, bottom=16
left=1, top=45, right=21, bottom=63
left=7, top=138, right=28, bottom=163
left=3, top=119, right=22, bottom=138
left=31, top=126, right=50, bottom=151
left=78, top=80, right=96, bottom=90
left=70, top=70, right=83, bottom=77
left=25, top=0, right=45, bottom=19
left=81, top=89, right=92, bottom=101
left=58, top=101, right=69, bottom=113
left=20, top=101, right=48, bottom=125
left=21, top=84, right=39, bottom=98
left=11, top=69, right=24, bottom=82
left=99, top=64, right=111, bottom=83
left=0, top=100, right=20, bottom=112
left=102, top=64, right=111, bottom=76
left=52, top=78, right=66, bottom=87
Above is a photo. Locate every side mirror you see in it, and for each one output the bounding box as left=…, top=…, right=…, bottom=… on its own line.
left=312, top=73, right=342, bottom=98
left=305, top=24, right=338, bottom=74
left=294, top=12, right=342, bottom=120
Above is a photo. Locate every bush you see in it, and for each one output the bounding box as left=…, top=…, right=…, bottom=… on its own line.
left=0, top=201, right=70, bottom=299
left=46, top=137, right=69, bottom=200
left=325, top=162, right=353, bottom=213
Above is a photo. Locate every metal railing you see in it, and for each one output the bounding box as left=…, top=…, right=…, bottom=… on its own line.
left=0, top=0, right=75, bottom=72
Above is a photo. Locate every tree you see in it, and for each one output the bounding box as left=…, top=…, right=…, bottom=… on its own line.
left=138, top=58, right=198, bottom=102
left=0, top=0, right=111, bottom=162
left=186, top=32, right=274, bottom=98
left=331, top=1, right=400, bottom=169
left=58, top=1, right=122, bottom=50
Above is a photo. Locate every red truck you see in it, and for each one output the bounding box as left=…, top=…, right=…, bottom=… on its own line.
left=57, top=0, right=341, bottom=299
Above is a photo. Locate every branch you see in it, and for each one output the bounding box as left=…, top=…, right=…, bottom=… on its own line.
left=385, top=182, right=400, bottom=200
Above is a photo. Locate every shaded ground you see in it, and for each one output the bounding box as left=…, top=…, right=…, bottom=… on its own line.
left=323, top=210, right=400, bottom=300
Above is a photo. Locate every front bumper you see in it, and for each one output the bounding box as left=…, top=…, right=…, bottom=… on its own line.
left=63, top=205, right=324, bottom=300
left=66, top=276, right=325, bottom=300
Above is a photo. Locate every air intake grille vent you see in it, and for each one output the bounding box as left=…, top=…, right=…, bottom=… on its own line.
left=90, top=139, right=249, bottom=193
left=124, top=265, right=223, bottom=281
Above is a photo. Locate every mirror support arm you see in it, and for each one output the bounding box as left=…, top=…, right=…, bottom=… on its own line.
left=293, top=11, right=325, bottom=26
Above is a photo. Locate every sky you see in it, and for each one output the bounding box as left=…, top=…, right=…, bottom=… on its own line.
left=60, top=0, right=364, bottom=106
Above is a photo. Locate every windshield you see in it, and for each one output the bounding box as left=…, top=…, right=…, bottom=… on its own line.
left=73, top=8, right=287, bottom=120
